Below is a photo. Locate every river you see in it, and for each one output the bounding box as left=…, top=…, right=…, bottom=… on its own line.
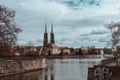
left=0, top=59, right=102, bottom=80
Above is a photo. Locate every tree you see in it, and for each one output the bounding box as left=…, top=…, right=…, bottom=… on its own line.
left=27, top=40, right=34, bottom=46
left=106, top=21, right=120, bottom=54
left=0, top=5, right=21, bottom=51
left=26, top=40, right=35, bottom=53
left=79, top=48, right=82, bottom=55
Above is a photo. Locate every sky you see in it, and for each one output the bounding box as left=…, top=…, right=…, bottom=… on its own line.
left=1, top=0, right=120, bottom=48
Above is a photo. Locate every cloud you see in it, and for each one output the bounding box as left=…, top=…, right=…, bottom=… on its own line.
left=52, top=0, right=101, bottom=7
left=81, top=28, right=109, bottom=36
left=98, top=37, right=109, bottom=43
left=1, top=0, right=120, bottom=48
left=90, top=29, right=108, bottom=35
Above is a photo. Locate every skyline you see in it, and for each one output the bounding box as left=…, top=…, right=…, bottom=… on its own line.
left=1, top=0, right=120, bottom=48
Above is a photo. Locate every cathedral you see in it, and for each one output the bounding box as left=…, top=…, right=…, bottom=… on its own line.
left=43, top=23, right=55, bottom=46
left=42, top=23, right=60, bottom=55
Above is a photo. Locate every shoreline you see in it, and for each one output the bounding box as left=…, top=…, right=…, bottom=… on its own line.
left=0, top=58, right=47, bottom=77
left=0, top=54, right=102, bottom=77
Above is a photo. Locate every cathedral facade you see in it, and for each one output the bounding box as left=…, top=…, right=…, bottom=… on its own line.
left=42, top=23, right=60, bottom=55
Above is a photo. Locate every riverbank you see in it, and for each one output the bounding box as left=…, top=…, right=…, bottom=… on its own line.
left=0, top=54, right=102, bottom=60
left=0, top=57, right=47, bottom=77
left=0, top=58, right=102, bottom=80
left=87, top=56, right=120, bottom=80
left=0, top=54, right=101, bottom=77
left=45, top=54, right=102, bottom=59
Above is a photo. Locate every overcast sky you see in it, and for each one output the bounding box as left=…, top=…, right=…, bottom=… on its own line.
left=1, top=0, right=120, bottom=48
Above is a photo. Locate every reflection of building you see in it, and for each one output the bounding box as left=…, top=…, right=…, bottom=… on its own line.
left=44, top=60, right=55, bottom=80
left=51, top=74, right=54, bottom=80
left=42, top=23, right=60, bottom=55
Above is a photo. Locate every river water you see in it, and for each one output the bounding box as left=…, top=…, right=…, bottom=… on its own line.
left=0, top=59, right=102, bottom=80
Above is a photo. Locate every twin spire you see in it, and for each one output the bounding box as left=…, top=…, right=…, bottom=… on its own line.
left=44, top=23, right=55, bottom=46
left=51, top=23, right=53, bottom=33
left=45, top=23, right=53, bottom=33
left=45, top=23, right=47, bottom=33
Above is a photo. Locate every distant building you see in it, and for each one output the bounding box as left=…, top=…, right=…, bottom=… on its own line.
left=41, top=23, right=60, bottom=55
left=103, top=47, right=112, bottom=54
left=70, top=47, right=75, bottom=54
left=16, top=45, right=38, bottom=56
left=80, top=46, right=100, bottom=55
left=74, top=48, right=79, bottom=54
left=74, top=48, right=82, bottom=55
left=81, top=46, right=89, bottom=54
left=14, top=23, right=72, bottom=56
left=44, top=44, right=61, bottom=55
left=60, top=47, right=70, bottom=54
left=104, top=48, right=112, bottom=54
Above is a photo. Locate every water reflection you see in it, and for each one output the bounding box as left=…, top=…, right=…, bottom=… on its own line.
left=44, top=74, right=48, bottom=80
left=0, top=59, right=102, bottom=80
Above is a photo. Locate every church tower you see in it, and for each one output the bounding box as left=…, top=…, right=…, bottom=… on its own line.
left=43, top=24, right=48, bottom=46
left=50, top=23, right=55, bottom=44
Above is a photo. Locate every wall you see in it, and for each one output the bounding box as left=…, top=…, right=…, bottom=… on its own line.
left=88, top=57, right=120, bottom=80
left=100, top=57, right=116, bottom=66
left=0, top=58, right=46, bottom=76
left=88, top=66, right=120, bottom=80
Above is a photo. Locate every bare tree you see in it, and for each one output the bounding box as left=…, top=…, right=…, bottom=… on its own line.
left=27, top=40, right=34, bottom=46
left=106, top=21, right=120, bottom=53
left=0, top=5, right=21, bottom=51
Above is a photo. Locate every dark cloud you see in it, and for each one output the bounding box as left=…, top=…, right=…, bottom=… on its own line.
left=81, top=29, right=108, bottom=36
left=90, top=29, right=108, bottom=35
left=52, top=0, right=101, bottom=7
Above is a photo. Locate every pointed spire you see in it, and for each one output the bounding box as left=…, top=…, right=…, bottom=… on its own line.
left=44, top=23, right=48, bottom=46
left=51, top=23, right=53, bottom=33
left=45, top=23, right=47, bottom=33
left=50, top=23, right=55, bottom=44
